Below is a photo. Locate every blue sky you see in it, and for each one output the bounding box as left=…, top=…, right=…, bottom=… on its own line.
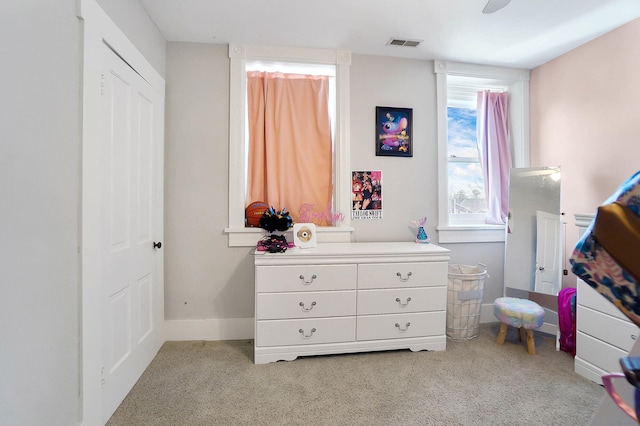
left=447, top=107, right=485, bottom=201
left=448, top=107, right=477, bottom=157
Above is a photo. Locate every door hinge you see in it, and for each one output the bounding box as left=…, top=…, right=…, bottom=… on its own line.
left=100, top=73, right=105, bottom=95
left=101, top=366, right=105, bottom=387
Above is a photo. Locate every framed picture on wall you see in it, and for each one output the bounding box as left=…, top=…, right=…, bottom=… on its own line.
left=375, top=106, right=412, bottom=157
left=352, top=170, right=383, bottom=219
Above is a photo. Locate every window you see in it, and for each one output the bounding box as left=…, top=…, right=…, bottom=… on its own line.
left=226, top=44, right=353, bottom=246
left=447, top=104, right=487, bottom=220
left=245, top=62, right=335, bottom=227
left=435, top=61, right=530, bottom=243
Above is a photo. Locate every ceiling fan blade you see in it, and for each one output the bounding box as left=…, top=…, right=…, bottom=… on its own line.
left=482, top=0, right=511, bottom=14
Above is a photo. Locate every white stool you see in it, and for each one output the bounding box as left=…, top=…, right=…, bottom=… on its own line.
left=493, top=297, right=545, bottom=355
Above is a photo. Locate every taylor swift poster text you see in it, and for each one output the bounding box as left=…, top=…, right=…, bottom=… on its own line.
left=352, top=171, right=382, bottom=219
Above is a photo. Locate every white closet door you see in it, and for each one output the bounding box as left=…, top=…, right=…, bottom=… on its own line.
left=100, top=43, right=164, bottom=422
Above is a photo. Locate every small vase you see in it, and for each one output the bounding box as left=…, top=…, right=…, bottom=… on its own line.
left=415, top=226, right=430, bottom=244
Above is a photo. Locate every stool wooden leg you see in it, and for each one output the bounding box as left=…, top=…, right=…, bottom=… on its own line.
left=497, top=323, right=508, bottom=345
left=517, top=327, right=522, bottom=342
left=526, top=329, right=536, bottom=355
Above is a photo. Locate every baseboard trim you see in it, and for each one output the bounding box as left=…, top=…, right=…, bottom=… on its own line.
left=538, top=321, right=558, bottom=336
left=575, top=356, right=606, bottom=385
left=480, top=303, right=496, bottom=324
left=164, top=318, right=254, bottom=341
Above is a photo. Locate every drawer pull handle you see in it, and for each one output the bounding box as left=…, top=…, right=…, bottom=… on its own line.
left=299, top=328, right=317, bottom=338
left=396, top=272, right=413, bottom=282
left=299, top=301, right=317, bottom=312
left=395, top=297, right=412, bottom=307
left=299, top=274, right=317, bottom=284
left=632, top=334, right=638, bottom=341
left=395, top=322, right=411, bottom=332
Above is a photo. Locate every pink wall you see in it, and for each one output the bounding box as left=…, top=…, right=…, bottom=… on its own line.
left=530, top=18, right=640, bottom=287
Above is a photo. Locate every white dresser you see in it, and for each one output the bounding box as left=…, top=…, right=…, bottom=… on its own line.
left=575, top=279, right=640, bottom=383
left=573, top=214, right=640, bottom=424
left=574, top=213, right=640, bottom=384
left=578, top=278, right=640, bottom=426
left=253, top=242, right=450, bottom=364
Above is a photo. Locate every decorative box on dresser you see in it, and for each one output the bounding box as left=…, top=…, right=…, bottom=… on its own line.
left=574, top=213, right=640, bottom=384
left=253, top=242, right=450, bottom=364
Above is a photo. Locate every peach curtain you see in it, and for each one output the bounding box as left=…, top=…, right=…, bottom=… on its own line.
left=246, top=71, right=333, bottom=226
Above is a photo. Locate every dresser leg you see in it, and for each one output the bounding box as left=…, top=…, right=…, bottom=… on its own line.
left=497, top=323, right=508, bottom=345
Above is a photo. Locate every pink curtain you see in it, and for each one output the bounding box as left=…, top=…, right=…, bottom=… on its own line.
left=476, top=91, right=511, bottom=225
left=246, top=71, right=333, bottom=226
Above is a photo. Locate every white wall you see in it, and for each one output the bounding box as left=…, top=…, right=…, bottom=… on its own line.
left=95, top=0, right=166, bottom=76
left=349, top=55, right=438, bottom=241
left=163, top=44, right=507, bottom=336
left=164, top=43, right=255, bottom=328
left=530, top=17, right=640, bottom=288
left=0, top=1, right=81, bottom=425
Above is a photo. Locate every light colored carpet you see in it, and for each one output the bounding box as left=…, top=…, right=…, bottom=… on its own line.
left=107, top=323, right=605, bottom=425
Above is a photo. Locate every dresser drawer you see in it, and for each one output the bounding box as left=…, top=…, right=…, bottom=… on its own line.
left=576, top=331, right=629, bottom=374
left=256, top=264, right=357, bottom=292
left=357, top=287, right=446, bottom=315
left=577, top=305, right=639, bottom=352
left=358, top=262, right=447, bottom=289
left=256, top=317, right=356, bottom=347
left=257, top=291, right=356, bottom=320
left=357, top=311, right=446, bottom=341
left=577, top=279, right=629, bottom=321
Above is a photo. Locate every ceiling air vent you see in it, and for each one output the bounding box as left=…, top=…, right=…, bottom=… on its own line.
left=387, top=38, right=422, bottom=47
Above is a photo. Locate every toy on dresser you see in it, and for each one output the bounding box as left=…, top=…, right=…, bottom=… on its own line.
left=411, top=217, right=430, bottom=244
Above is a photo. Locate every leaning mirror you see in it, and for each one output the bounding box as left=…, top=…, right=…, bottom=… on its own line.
left=504, top=167, right=562, bottom=296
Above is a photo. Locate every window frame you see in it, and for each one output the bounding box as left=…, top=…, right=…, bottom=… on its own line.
left=226, top=44, right=353, bottom=246
left=434, top=61, right=530, bottom=243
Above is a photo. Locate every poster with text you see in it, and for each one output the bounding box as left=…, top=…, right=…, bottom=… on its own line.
left=352, top=170, right=382, bottom=219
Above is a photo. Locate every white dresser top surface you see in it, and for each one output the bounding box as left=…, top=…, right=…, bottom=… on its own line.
left=254, top=241, right=450, bottom=264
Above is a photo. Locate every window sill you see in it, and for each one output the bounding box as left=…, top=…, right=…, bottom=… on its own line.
left=225, top=226, right=354, bottom=247
left=436, top=224, right=506, bottom=243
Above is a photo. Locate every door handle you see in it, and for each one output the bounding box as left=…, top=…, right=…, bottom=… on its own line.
left=538, top=267, right=545, bottom=271
left=153, top=241, right=162, bottom=249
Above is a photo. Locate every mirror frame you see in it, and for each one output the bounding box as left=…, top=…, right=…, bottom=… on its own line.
left=504, top=166, right=562, bottom=296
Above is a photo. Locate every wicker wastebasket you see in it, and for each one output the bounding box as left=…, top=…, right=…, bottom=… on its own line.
left=446, top=264, right=488, bottom=340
